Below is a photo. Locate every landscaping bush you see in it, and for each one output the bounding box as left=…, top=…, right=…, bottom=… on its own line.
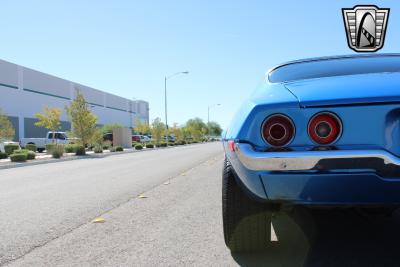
left=64, top=144, right=77, bottom=153
left=10, top=153, right=27, bottom=162
left=75, top=145, right=86, bottom=156
left=14, top=149, right=29, bottom=154
left=109, top=146, right=117, bottom=152
left=135, top=144, right=143, bottom=150
left=145, top=143, right=154, bottom=149
left=13, top=149, right=36, bottom=160
left=94, top=145, right=103, bottom=153
left=115, top=146, right=123, bottom=152
left=52, top=145, right=64, bottom=159
left=45, top=144, right=57, bottom=154
left=25, top=144, right=37, bottom=152
left=27, top=151, right=36, bottom=160
left=103, top=140, right=112, bottom=150
left=4, top=144, right=20, bottom=155
left=0, top=152, right=7, bottom=159
left=159, top=142, right=167, bottom=147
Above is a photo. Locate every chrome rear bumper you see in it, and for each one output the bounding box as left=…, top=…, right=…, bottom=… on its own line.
left=235, top=143, right=400, bottom=174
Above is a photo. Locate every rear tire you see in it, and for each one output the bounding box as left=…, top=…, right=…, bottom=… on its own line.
left=222, top=159, right=275, bottom=252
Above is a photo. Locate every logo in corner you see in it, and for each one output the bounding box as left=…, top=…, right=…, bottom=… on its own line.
left=342, top=5, right=389, bottom=52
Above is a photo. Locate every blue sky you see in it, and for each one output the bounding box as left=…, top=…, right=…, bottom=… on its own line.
left=1, top=1, right=399, bottom=129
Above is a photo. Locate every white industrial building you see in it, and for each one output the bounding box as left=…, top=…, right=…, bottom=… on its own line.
left=0, top=59, right=149, bottom=141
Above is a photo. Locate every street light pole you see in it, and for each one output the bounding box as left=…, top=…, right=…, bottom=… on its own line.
left=164, top=71, right=189, bottom=144
left=164, top=76, right=168, bottom=130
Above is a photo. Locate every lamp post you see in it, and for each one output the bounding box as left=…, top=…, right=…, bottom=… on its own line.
left=207, top=103, right=221, bottom=125
left=164, top=71, right=189, bottom=144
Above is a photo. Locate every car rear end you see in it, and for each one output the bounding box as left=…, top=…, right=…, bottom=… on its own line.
left=132, top=135, right=141, bottom=142
left=225, top=54, right=400, bottom=206
left=222, top=54, right=400, bottom=252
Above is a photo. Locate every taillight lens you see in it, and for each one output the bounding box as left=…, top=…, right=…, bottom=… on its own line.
left=308, top=112, right=342, bottom=145
left=262, top=114, right=295, bottom=147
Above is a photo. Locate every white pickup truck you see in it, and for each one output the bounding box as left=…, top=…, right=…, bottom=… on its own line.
left=20, top=132, right=71, bottom=152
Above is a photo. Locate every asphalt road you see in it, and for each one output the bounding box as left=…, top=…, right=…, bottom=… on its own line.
left=0, top=143, right=224, bottom=266
left=3, top=142, right=400, bottom=266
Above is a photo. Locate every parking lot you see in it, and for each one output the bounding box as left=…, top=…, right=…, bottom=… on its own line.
left=1, top=143, right=400, bottom=266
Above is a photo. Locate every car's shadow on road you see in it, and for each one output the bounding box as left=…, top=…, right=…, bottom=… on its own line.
left=231, top=207, right=400, bottom=267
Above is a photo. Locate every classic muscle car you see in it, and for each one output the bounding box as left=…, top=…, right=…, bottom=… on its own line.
left=222, top=54, right=400, bottom=252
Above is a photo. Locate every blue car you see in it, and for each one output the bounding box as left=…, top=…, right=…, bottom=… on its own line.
left=222, top=54, right=400, bottom=252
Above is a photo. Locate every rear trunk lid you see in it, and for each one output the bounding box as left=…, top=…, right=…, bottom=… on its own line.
left=284, top=73, right=400, bottom=107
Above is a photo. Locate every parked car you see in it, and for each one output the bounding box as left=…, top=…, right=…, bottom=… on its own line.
left=132, top=135, right=141, bottom=142
left=222, top=54, right=400, bottom=252
left=163, top=135, right=176, bottom=142
left=103, top=133, right=113, bottom=144
left=140, top=135, right=151, bottom=142
left=132, top=135, right=151, bottom=143
left=20, top=132, right=70, bottom=152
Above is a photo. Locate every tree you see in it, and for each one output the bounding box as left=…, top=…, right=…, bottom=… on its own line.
left=170, top=123, right=183, bottom=142
left=151, top=117, right=165, bottom=145
left=134, top=118, right=151, bottom=135
left=0, top=109, right=15, bottom=141
left=34, top=107, right=62, bottom=143
left=66, top=92, right=97, bottom=147
left=102, top=123, right=123, bottom=134
left=184, top=117, right=207, bottom=141
left=207, top=121, right=223, bottom=137
left=90, top=128, right=104, bottom=148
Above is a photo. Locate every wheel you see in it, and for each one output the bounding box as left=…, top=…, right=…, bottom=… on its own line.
left=222, top=159, right=275, bottom=252
left=37, top=148, right=44, bottom=153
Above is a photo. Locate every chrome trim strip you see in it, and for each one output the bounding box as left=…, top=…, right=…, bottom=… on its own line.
left=235, top=143, right=400, bottom=171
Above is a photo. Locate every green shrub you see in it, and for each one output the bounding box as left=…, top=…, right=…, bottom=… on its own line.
left=14, top=149, right=29, bottom=154
left=25, top=144, right=37, bottom=152
left=4, top=144, right=20, bottom=155
left=14, top=149, right=36, bottom=160
left=159, top=142, right=167, bottom=147
left=145, top=143, right=154, bottom=149
left=64, top=144, right=77, bottom=153
left=75, top=145, right=86, bottom=156
left=103, top=140, right=112, bottom=150
left=94, top=145, right=103, bottom=153
left=135, top=144, right=143, bottom=150
left=115, top=146, right=123, bottom=152
left=51, top=145, right=64, bottom=158
left=168, top=142, right=176, bottom=146
left=109, top=146, right=117, bottom=152
left=45, top=144, right=57, bottom=154
left=27, top=151, right=36, bottom=160
left=10, top=153, right=27, bottom=162
left=0, top=152, right=7, bottom=159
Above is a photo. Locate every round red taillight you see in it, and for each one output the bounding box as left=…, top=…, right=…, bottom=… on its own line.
left=262, top=114, right=295, bottom=147
left=308, top=112, right=342, bottom=145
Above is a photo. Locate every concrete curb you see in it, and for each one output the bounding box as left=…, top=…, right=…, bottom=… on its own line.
left=0, top=143, right=207, bottom=170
